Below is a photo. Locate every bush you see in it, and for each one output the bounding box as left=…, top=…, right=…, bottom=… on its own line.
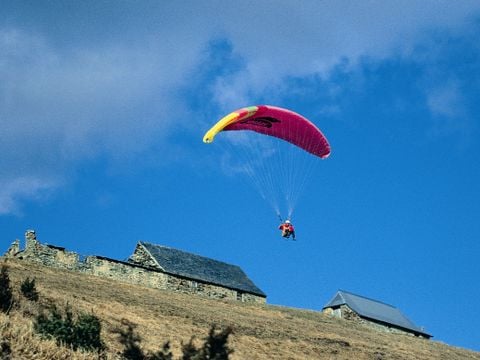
left=73, top=313, right=104, bottom=352
left=114, top=319, right=144, bottom=360
left=20, top=277, right=39, bottom=302
left=116, top=320, right=233, bottom=360
left=149, top=342, right=173, bottom=360
left=0, top=339, right=12, bottom=359
left=181, top=339, right=198, bottom=360
left=184, top=325, right=233, bottom=360
left=114, top=319, right=173, bottom=360
left=203, top=325, right=233, bottom=360
left=34, top=305, right=105, bottom=352
left=0, top=265, right=13, bottom=313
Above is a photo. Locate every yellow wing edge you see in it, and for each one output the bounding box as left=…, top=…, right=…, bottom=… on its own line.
left=203, top=106, right=258, bottom=143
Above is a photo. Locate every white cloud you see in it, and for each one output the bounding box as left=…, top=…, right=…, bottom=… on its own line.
left=0, top=27, right=201, bottom=213
left=1, top=1, right=479, bottom=214
left=208, top=1, right=480, bottom=104
left=0, top=176, right=58, bottom=215
left=1, top=30, right=192, bottom=155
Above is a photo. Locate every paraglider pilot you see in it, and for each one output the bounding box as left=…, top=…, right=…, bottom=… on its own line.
left=279, top=220, right=295, bottom=240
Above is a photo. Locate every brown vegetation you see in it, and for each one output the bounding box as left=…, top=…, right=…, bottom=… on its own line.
left=1, top=258, right=479, bottom=359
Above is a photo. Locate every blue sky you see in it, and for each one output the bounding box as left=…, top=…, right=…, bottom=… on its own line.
left=1, top=0, right=480, bottom=352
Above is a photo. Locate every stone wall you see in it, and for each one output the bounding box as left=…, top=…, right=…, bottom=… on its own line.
left=129, top=243, right=161, bottom=269
left=84, top=256, right=170, bottom=289
left=18, top=230, right=80, bottom=270
left=5, top=239, right=20, bottom=257
left=3, top=230, right=266, bottom=304
left=323, top=305, right=420, bottom=337
left=85, top=256, right=264, bottom=303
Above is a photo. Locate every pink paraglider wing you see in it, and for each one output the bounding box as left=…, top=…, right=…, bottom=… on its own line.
left=224, top=105, right=331, bottom=158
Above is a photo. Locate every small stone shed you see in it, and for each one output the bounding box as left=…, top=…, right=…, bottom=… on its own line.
left=323, top=290, right=431, bottom=338
left=3, top=230, right=266, bottom=304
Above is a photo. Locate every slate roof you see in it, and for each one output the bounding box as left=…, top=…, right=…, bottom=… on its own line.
left=323, top=290, right=431, bottom=338
left=139, top=242, right=266, bottom=297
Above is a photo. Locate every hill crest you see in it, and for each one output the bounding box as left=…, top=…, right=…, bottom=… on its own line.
left=2, top=258, right=479, bottom=359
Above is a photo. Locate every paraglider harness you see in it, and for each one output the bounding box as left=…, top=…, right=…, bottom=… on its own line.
left=278, top=216, right=296, bottom=240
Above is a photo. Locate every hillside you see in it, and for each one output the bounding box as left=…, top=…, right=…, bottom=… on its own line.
left=1, top=259, right=479, bottom=360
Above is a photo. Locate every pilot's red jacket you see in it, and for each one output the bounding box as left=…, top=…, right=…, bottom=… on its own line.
left=279, top=223, right=295, bottom=232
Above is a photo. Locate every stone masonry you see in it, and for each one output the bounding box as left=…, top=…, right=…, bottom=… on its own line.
left=3, top=230, right=266, bottom=304
left=323, top=304, right=424, bottom=337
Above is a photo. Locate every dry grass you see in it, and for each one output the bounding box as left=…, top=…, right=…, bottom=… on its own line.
left=2, top=258, right=479, bottom=360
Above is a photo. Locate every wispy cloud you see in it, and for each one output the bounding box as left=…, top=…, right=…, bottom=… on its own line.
left=207, top=1, right=480, bottom=105
left=427, top=82, right=463, bottom=119
left=1, top=1, right=480, bottom=214
left=0, top=27, right=201, bottom=213
left=0, top=176, right=58, bottom=215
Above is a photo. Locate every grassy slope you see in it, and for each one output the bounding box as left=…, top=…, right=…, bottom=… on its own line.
left=2, top=259, right=479, bottom=360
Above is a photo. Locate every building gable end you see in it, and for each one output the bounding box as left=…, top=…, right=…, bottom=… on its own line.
left=129, top=242, right=165, bottom=271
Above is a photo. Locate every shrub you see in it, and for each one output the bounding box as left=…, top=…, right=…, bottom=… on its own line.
left=73, top=313, right=104, bottom=352
left=34, top=305, right=105, bottom=352
left=181, top=339, right=198, bottom=360
left=116, top=320, right=233, bottom=360
left=114, top=319, right=173, bottom=360
left=114, top=319, right=144, bottom=360
left=181, top=325, right=233, bottom=360
left=0, top=339, right=12, bottom=359
left=197, top=325, right=233, bottom=360
left=149, top=342, right=173, bottom=360
left=20, top=277, right=39, bottom=302
left=0, top=265, right=13, bottom=313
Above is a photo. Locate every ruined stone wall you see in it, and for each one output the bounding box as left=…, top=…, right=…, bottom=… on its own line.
left=5, top=239, right=20, bottom=257
left=15, top=230, right=80, bottom=270
left=3, top=230, right=266, bottom=304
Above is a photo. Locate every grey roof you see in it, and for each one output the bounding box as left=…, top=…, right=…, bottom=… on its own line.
left=323, top=290, right=431, bottom=338
left=139, top=242, right=266, bottom=297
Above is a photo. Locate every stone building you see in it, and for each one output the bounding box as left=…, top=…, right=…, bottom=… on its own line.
left=128, top=242, right=265, bottom=302
left=322, top=290, right=431, bottom=338
left=3, top=230, right=266, bottom=304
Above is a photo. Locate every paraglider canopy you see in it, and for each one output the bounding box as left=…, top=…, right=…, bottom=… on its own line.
left=203, top=105, right=330, bottom=220
left=203, top=105, right=331, bottom=159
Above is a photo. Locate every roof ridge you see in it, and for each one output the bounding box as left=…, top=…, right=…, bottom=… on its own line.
left=339, top=289, right=397, bottom=308
left=140, top=241, right=242, bottom=269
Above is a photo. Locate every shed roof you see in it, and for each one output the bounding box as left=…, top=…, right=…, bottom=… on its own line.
left=323, top=290, right=431, bottom=338
left=138, top=242, right=266, bottom=297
